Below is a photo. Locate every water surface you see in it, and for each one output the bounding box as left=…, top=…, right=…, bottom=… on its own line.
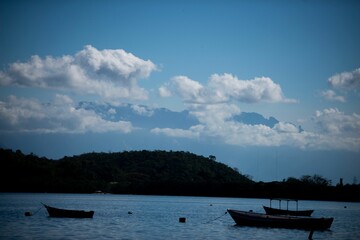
left=0, top=193, right=359, bottom=239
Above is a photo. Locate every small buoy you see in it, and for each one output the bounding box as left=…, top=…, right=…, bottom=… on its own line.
left=210, top=204, right=213, bottom=206
left=344, top=206, right=347, bottom=208
left=179, top=217, right=186, bottom=223
left=128, top=211, right=133, bottom=214
left=25, top=212, right=32, bottom=216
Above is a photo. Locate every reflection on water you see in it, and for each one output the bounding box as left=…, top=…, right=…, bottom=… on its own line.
left=0, top=193, right=359, bottom=239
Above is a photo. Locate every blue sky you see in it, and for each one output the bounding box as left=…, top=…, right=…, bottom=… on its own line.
left=1, top=0, right=360, bottom=184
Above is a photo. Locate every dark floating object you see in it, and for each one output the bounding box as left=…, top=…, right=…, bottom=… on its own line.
left=128, top=211, right=133, bottom=214
left=263, top=199, right=314, bottom=217
left=24, top=211, right=32, bottom=216
left=308, top=229, right=315, bottom=240
left=179, top=217, right=186, bottom=223
left=227, top=209, right=333, bottom=230
left=42, top=203, right=94, bottom=218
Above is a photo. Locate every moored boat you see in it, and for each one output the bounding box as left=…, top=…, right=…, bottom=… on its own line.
left=227, top=209, right=333, bottom=230
left=263, top=206, right=314, bottom=216
left=42, top=203, right=94, bottom=218
left=263, top=198, right=314, bottom=216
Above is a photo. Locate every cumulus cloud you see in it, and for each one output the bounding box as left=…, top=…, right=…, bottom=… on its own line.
left=0, top=95, right=133, bottom=134
left=160, top=73, right=296, bottom=104
left=209, top=74, right=296, bottom=103
left=154, top=71, right=359, bottom=151
left=322, top=67, right=360, bottom=102
left=152, top=119, right=306, bottom=148
left=0, top=45, right=157, bottom=101
left=314, top=108, right=360, bottom=136
left=190, top=103, right=241, bottom=127
left=151, top=127, right=200, bottom=138
left=321, top=90, right=346, bottom=103
left=303, top=108, right=360, bottom=150
left=131, top=104, right=154, bottom=117
left=151, top=103, right=360, bottom=151
left=151, top=99, right=301, bottom=148
left=328, top=67, right=360, bottom=90
left=154, top=73, right=321, bottom=149
left=108, top=108, right=117, bottom=115
left=158, top=85, right=172, bottom=97
left=273, top=122, right=299, bottom=133
left=171, top=76, right=207, bottom=103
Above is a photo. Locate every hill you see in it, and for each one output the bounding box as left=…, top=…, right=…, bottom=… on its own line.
left=0, top=148, right=253, bottom=196
left=1, top=148, right=359, bottom=201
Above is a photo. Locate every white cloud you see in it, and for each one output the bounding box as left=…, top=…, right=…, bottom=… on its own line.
left=160, top=73, right=296, bottom=104
left=150, top=103, right=360, bottom=151
left=154, top=73, right=335, bottom=150
left=273, top=122, right=299, bottom=133
left=151, top=127, right=200, bottom=138
left=190, top=103, right=241, bottom=126
left=328, top=67, right=360, bottom=90
left=151, top=120, right=305, bottom=148
left=0, top=45, right=157, bottom=101
left=158, top=85, right=172, bottom=97
left=0, top=95, right=133, bottom=134
left=209, top=73, right=296, bottom=103
left=154, top=73, right=321, bottom=149
left=150, top=100, right=302, bottom=148
left=131, top=104, right=154, bottom=117
left=108, top=108, right=117, bottom=115
left=171, top=76, right=208, bottom=103
left=314, top=108, right=360, bottom=137
left=321, top=90, right=346, bottom=102
left=154, top=69, right=359, bottom=152
left=211, top=122, right=304, bottom=148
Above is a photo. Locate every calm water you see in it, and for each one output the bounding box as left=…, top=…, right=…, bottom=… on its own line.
left=0, top=193, right=359, bottom=239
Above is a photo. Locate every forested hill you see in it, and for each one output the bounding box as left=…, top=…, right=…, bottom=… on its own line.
left=0, top=148, right=253, bottom=196
left=2, top=148, right=360, bottom=201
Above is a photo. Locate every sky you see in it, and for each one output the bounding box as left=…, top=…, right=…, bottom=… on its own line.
left=1, top=0, right=360, bottom=184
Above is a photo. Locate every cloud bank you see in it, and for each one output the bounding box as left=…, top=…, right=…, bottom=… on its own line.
left=322, top=67, right=360, bottom=102
left=321, top=90, right=346, bottom=103
left=314, top=108, right=360, bottom=137
left=0, top=95, right=133, bottom=134
left=1, top=46, right=358, bottom=152
left=154, top=73, right=359, bottom=151
left=159, top=73, right=296, bottom=104
left=151, top=104, right=360, bottom=151
left=0, top=45, right=157, bottom=101
left=328, top=67, right=360, bottom=90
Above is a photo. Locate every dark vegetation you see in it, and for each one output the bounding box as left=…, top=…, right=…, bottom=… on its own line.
left=1, top=148, right=359, bottom=201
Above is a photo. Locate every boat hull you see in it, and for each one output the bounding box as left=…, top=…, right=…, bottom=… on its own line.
left=43, top=204, right=94, bottom=218
left=227, top=209, right=333, bottom=230
left=263, top=206, right=314, bottom=216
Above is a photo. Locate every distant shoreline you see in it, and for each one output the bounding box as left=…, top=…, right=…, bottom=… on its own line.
left=1, top=191, right=359, bottom=203
left=1, top=148, right=360, bottom=202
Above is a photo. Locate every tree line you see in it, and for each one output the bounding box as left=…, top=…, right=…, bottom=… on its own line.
left=0, top=148, right=359, bottom=201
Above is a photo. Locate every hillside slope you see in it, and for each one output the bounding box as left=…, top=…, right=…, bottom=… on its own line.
left=0, top=148, right=253, bottom=196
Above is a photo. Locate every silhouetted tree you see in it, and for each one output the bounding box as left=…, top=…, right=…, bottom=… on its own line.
left=300, top=174, right=331, bottom=186
left=209, top=155, right=216, bottom=161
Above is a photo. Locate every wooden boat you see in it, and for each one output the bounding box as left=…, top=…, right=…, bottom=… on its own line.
left=263, top=198, right=314, bottom=216
left=263, top=206, right=314, bottom=216
left=42, top=203, right=94, bottom=218
left=227, top=209, right=333, bottom=230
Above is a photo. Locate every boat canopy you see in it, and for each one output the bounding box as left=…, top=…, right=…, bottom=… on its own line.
left=269, top=198, right=299, bottom=211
